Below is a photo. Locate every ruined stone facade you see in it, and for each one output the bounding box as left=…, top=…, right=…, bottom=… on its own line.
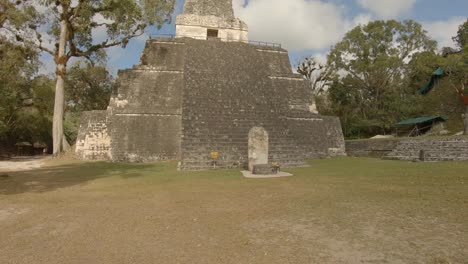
left=346, top=139, right=399, bottom=158
left=76, top=0, right=346, bottom=169
left=385, top=137, right=468, bottom=161
left=175, top=0, right=248, bottom=42
left=346, top=137, right=468, bottom=161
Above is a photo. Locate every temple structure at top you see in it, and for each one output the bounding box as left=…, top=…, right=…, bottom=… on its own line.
left=175, top=0, right=248, bottom=42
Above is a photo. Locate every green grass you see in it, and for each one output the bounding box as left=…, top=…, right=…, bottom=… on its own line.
left=1, top=157, right=467, bottom=264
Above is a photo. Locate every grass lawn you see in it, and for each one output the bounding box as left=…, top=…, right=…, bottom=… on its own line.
left=0, top=157, right=467, bottom=264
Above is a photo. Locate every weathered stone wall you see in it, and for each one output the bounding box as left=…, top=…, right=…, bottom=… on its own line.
left=75, top=111, right=111, bottom=160
left=287, top=115, right=346, bottom=158
left=176, top=0, right=248, bottom=42
left=183, top=0, right=235, bottom=18
left=107, top=115, right=182, bottom=162
left=385, top=137, right=468, bottom=161
left=179, top=39, right=345, bottom=169
left=346, top=137, right=468, bottom=161
left=175, top=24, right=248, bottom=42
left=107, top=39, right=186, bottom=162
left=346, top=139, right=399, bottom=158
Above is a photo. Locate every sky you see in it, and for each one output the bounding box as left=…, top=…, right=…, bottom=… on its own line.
left=39, top=0, right=468, bottom=75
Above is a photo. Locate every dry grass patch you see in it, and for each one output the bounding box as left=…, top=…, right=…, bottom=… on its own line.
left=0, top=158, right=467, bottom=264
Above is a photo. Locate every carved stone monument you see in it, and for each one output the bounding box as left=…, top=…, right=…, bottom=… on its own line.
left=248, top=127, right=269, bottom=172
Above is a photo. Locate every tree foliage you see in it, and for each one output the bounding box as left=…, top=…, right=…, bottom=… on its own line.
left=1, top=0, right=175, bottom=154
left=0, top=37, right=55, bottom=148
left=325, top=20, right=437, bottom=137
left=3, top=0, right=175, bottom=61
left=453, top=18, right=468, bottom=49
left=63, top=61, right=113, bottom=143
left=11, top=76, right=55, bottom=147
left=0, top=38, right=39, bottom=140
left=65, top=62, right=112, bottom=112
left=0, top=0, right=41, bottom=30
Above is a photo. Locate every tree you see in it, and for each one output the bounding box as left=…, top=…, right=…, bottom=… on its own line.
left=453, top=18, right=468, bottom=49
left=327, top=20, right=437, bottom=137
left=451, top=19, right=468, bottom=134
left=297, top=57, right=333, bottom=113
left=0, top=37, right=39, bottom=143
left=0, top=0, right=40, bottom=29
left=0, top=37, right=55, bottom=149
left=443, top=47, right=468, bottom=134
left=64, top=61, right=113, bottom=143
left=11, top=75, right=55, bottom=148
left=65, top=61, right=113, bottom=112
left=1, top=0, right=174, bottom=155
left=406, top=19, right=468, bottom=135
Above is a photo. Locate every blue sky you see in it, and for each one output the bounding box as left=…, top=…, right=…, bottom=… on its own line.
left=39, top=0, right=468, bottom=75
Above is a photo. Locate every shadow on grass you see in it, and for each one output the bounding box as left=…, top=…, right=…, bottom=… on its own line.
left=0, top=161, right=157, bottom=195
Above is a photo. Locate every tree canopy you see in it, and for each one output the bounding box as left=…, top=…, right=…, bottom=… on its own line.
left=3, top=0, right=175, bottom=62
left=453, top=18, right=468, bottom=49
left=324, top=20, right=437, bottom=137
left=0, top=37, right=55, bottom=148
left=1, top=0, right=175, bottom=154
left=65, top=62, right=112, bottom=113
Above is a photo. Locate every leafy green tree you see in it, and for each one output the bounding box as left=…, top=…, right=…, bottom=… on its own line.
left=327, top=20, right=437, bottom=137
left=65, top=62, right=113, bottom=112
left=2, top=0, right=174, bottom=155
left=453, top=19, right=468, bottom=49
left=406, top=19, right=468, bottom=135
left=444, top=20, right=468, bottom=134
left=64, top=61, right=113, bottom=143
left=0, top=0, right=40, bottom=29
left=10, top=79, right=54, bottom=147
left=326, top=76, right=362, bottom=137
left=442, top=47, right=468, bottom=134
left=0, top=37, right=39, bottom=143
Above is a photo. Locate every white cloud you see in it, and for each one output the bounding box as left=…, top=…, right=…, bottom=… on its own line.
left=233, top=0, right=357, bottom=51
left=312, top=52, right=328, bottom=64
left=423, top=17, right=466, bottom=49
left=352, top=14, right=372, bottom=26
left=357, top=0, right=417, bottom=19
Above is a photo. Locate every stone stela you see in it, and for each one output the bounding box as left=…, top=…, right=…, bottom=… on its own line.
left=248, top=127, right=269, bottom=174
left=75, top=0, right=346, bottom=171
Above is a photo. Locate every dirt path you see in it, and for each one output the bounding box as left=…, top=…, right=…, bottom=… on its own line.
left=0, top=158, right=44, bottom=172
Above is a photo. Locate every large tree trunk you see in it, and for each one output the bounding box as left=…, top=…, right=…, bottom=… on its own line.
left=464, top=105, right=468, bottom=135
left=52, top=20, right=68, bottom=155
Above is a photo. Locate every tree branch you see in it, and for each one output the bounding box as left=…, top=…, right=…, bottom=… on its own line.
left=69, top=27, right=144, bottom=58
left=90, top=3, right=117, bottom=14
left=69, top=0, right=87, bottom=20
left=38, top=42, right=55, bottom=56
left=1, top=25, right=55, bottom=56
